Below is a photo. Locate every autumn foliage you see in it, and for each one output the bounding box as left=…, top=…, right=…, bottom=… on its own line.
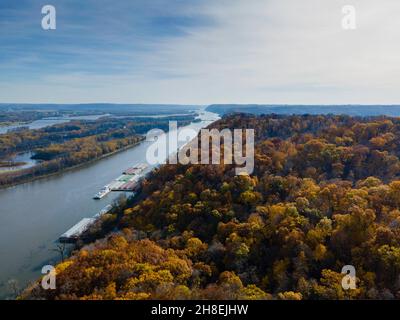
left=22, top=114, right=400, bottom=300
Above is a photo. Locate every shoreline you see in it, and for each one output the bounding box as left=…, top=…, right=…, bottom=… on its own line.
left=0, top=137, right=146, bottom=190
left=0, top=121, right=30, bottom=127
left=0, top=111, right=218, bottom=299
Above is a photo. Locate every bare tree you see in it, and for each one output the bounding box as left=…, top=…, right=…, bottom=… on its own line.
left=51, top=243, right=66, bottom=262
left=8, top=279, right=20, bottom=298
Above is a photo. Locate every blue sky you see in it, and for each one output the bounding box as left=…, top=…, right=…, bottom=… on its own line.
left=1, top=0, right=400, bottom=104
left=0, top=1, right=212, bottom=81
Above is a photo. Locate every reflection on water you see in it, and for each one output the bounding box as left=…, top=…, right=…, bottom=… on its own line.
left=0, top=109, right=219, bottom=299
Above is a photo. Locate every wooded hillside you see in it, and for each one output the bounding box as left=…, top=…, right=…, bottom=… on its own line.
left=22, top=114, right=400, bottom=300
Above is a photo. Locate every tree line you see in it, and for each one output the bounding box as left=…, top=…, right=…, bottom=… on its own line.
left=21, top=113, right=400, bottom=300
left=0, top=116, right=195, bottom=188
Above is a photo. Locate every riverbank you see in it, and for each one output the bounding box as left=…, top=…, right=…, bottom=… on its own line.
left=0, top=161, right=26, bottom=168
left=0, top=121, right=28, bottom=127
left=0, top=137, right=145, bottom=190
left=0, top=109, right=220, bottom=299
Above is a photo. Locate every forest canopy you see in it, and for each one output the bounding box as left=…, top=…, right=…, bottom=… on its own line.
left=22, top=113, right=400, bottom=300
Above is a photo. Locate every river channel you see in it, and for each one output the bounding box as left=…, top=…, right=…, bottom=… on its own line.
left=0, top=108, right=219, bottom=299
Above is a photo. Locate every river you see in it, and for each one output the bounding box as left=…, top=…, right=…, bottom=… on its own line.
left=0, top=109, right=220, bottom=299
left=0, top=152, right=39, bottom=173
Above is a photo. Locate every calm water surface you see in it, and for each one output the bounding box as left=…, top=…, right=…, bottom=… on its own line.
left=0, top=109, right=219, bottom=298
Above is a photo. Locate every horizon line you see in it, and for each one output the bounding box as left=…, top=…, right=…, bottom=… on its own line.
left=3, top=103, right=400, bottom=107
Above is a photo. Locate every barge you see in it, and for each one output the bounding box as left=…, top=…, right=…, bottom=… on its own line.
left=93, top=185, right=111, bottom=199
left=59, top=205, right=113, bottom=243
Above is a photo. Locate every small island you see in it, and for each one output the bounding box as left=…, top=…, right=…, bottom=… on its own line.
left=0, top=112, right=197, bottom=188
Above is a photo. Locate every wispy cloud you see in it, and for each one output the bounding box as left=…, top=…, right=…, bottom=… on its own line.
left=1, top=0, right=400, bottom=104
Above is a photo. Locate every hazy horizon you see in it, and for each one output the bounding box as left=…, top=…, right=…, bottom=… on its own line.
left=3, top=103, right=400, bottom=106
